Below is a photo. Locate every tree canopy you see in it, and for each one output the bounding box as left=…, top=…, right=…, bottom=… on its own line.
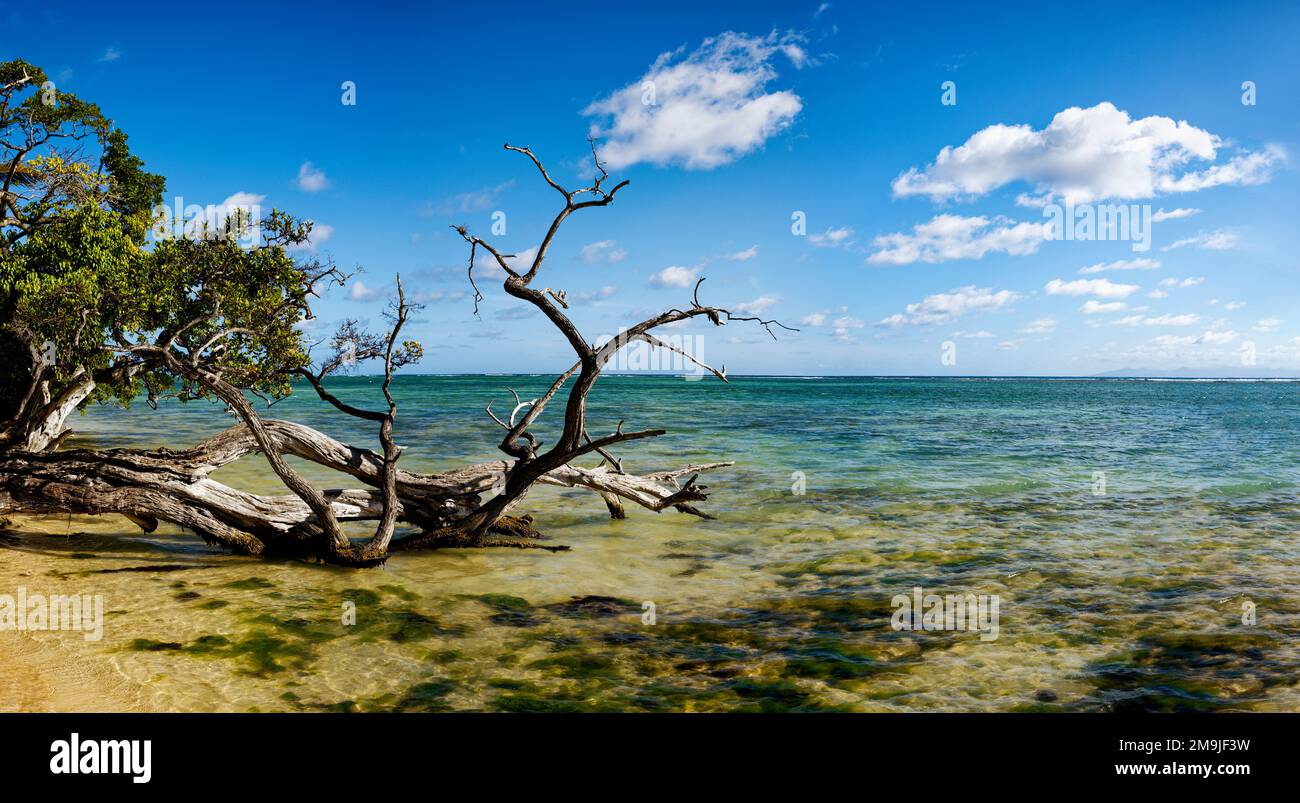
left=0, top=59, right=335, bottom=448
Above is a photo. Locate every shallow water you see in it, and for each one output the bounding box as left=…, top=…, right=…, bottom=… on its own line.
left=4, top=376, right=1300, bottom=712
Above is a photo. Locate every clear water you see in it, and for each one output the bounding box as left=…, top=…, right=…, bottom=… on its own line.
left=4, top=376, right=1300, bottom=712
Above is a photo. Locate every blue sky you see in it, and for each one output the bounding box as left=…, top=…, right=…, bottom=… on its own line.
left=7, top=0, right=1299, bottom=375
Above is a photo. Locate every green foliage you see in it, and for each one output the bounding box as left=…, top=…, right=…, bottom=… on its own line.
left=1, top=58, right=381, bottom=427
left=0, top=205, right=161, bottom=407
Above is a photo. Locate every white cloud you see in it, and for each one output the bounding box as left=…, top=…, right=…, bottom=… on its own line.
left=347, top=280, right=381, bottom=302
left=891, top=102, right=1283, bottom=203
left=579, top=240, right=628, bottom=264
left=470, top=246, right=538, bottom=280
left=1151, top=207, right=1200, bottom=222
left=732, top=296, right=778, bottom=315
left=802, top=307, right=865, bottom=342
left=305, top=222, right=333, bottom=246
left=1158, top=276, right=1204, bottom=288
left=583, top=31, right=806, bottom=170
left=428, top=180, right=515, bottom=216
left=1155, top=330, right=1238, bottom=346
left=650, top=265, right=700, bottom=288
left=728, top=244, right=759, bottom=261
left=1224, top=301, right=1246, bottom=311
left=491, top=246, right=539, bottom=278
left=829, top=315, right=864, bottom=343
left=1162, top=229, right=1238, bottom=251
left=222, top=191, right=265, bottom=208
left=1078, top=257, right=1160, bottom=274
left=1045, top=278, right=1140, bottom=298
left=1020, top=317, right=1057, bottom=334
left=879, top=286, right=1020, bottom=327
left=952, top=330, right=995, bottom=338
left=1254, top=317, right=1282, bottom=332
left=867, top=214, right=1048, bottom=265
left=295, top=162, right=330, bottom=192
left=577, top=285, right=618, bottom=302
left=1081, top=300, right=1128, bottom=314
left=1159, top=145, right=1286, bottom=194
left=173, top=192, right=265, bottom=240
left=98, top=46, right=122, bottom=63
left=809, top=226, right=855, bottom=249
left=1114, top=313, right=1202, bottom=326
left=288, top=221, right=334, bottom=253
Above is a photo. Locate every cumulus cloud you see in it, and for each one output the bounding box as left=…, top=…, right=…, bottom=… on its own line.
left=732, top=295, right=778, bottom=315
left=1163, top=229, right=1239, bottom=251
left=829, top=315, right=864, bottom=342
left=1081, top=300, right=1128, bottom=314
left=867, top=214, right=1048, bottom=265
left=891, top=102, right=1283, bottom=204
left=1020, top=317, right=1057, bottom=334
left=1045, top=278, right=1140, bottom=299
left=295, top=162, right=330, bottom=192
left=650, top=265, right=700, bottom=288
left=222, top=191, right=265, bottom=208
left=305, top=222, right=334, bottom=246
left=579, top=240, right=628, bottom=264
left=347, top=279, right=381, bottom=302
left=284, top=222, right=334, bottom=253
left=583, top=31, right=806, bottom=170
left=471, top=246, right=539, bottom=280
left=1078, top=258, right=1160, bottom=274
left=1254, top=317, right=1282, bottom=332
left=879, top=286, right=1020, bottom=327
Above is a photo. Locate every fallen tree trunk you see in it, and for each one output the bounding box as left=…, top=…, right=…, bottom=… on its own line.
left=0, top=418, right=732, bottom=560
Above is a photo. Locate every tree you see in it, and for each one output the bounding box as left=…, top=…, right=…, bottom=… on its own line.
left=0, top=60, right=791, bottom=567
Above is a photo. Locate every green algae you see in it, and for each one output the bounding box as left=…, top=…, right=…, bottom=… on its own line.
left=223, top=577, right=275, bottom=590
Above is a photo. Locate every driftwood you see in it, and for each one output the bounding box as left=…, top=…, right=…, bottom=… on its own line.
left=0, top=141, right=787, bottom=566
left=0, top=418, right=733, bottom=557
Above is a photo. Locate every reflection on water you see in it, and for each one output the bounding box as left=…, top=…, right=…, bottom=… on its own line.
left=3, top=377, right=1300, bottom=711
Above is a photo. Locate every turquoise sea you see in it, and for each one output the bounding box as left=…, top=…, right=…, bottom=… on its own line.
left=5, top=376, right=1300, bottom=712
